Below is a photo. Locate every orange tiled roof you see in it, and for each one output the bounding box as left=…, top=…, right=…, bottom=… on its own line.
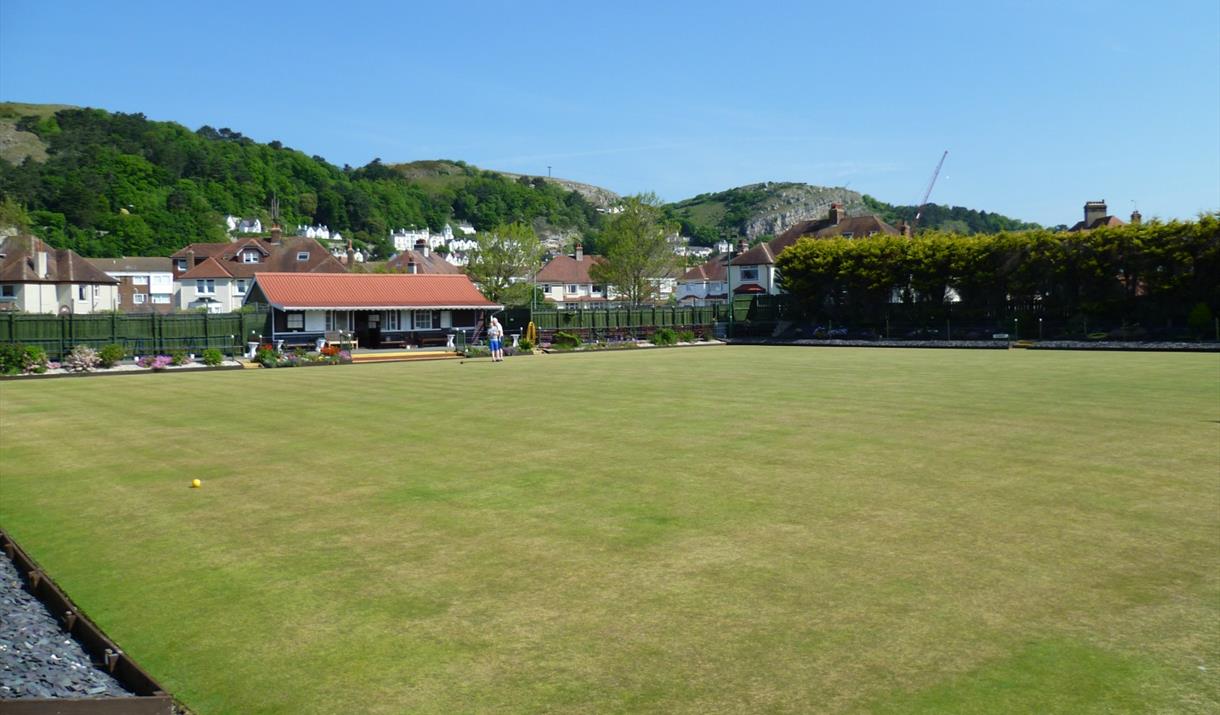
left=251, top=273, right=501, bottom=309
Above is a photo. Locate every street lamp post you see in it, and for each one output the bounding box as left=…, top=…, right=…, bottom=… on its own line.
left=725, top=247, right=734, bottom=340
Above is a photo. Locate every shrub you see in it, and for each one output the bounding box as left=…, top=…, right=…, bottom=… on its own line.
left=552, top=331, right=580, bottom=349
left=518, top=337, right=534, bottom=352
left=98, top=343, right=126, bottom=368
left=651, top=327, right=678, bottom=346
left=201, top=348, right=224, bottom=366
left=137, top=355, right=174, bottom=371
left=1187, top=302, right=1214, bottom=339
left=22, top=345, right=49, bottom=374
left=255, top=346, right=277, bottom=367
left=170, top=350, right=190, bottom=366
left=676, top=329, right=695, bottom=343
left=0, top=342, right=25, bottom=375
left=64, top=345, right=101, bottom=372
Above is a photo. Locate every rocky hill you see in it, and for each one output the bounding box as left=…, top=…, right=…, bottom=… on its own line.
left=669, top=182, right=1040, bottom=245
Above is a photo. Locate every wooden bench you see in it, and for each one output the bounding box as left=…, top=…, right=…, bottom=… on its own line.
left=416, top=333, right=450, bottom=348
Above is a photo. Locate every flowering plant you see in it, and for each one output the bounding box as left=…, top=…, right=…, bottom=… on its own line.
left=137, top=355, right=174, bottom=371
left=338, top=350, right=352, bottom=364
left=64, top=345, right=100, bottom=372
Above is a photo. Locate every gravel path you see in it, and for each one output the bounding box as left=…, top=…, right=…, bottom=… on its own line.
left=0, top=553, right=131, bottom=699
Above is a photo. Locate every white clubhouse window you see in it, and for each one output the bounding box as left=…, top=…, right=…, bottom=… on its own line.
left=196, top=279, right=215, bottom=294
left=384, top=310, right=400, bottom=330
left=415, top=310, right=433, bottom=330
left=326, top=310, right=353, bottom=331
left=132, top=275, right=148, bottom=285
left=285, top=312, right=305, bottom=330
left=133, top=293, right=146, bottom=304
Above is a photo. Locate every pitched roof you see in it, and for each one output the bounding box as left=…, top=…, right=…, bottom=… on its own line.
left=174, top=237, right=347, bottom=278
left=85, top=257, right=174, bottom=273
left=250, top=273, right=501, bottom=310
left=732, top=213, right=902, bottom=266
left=536, top=254, right=606, bottom=284
left=0, top=235, right=118, bottom=285
left=680, top=254, right=729, bottom=282
left=385, top=250, right=461, bottom=275
left=1069, top=216, right=1126, bottom=232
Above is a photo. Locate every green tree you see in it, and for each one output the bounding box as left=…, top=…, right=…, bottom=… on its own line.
left=590, top=193, right=679, bottom=306
left=464, top=222, right=544, bottom=304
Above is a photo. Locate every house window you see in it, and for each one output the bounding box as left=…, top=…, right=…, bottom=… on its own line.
left=243, top=251, right=260, bottom=263
left=0, top=285, right=14, bottom=298
left=196, top=279, right=215, bottom=294
left=133, top=293, right=146, bottom=304
left=740, top=268, right=759, bottom=282
left=567, top=284, right=578, bottom=294
left=384, top=310, right=400, bottom=331
left=151, top=295, right=170, bottom=304
left=415, top=310, right=433, bottom=330
left=234, top=279, right=248, bottom=294
left=132, top=275, right=148, bottom=285
left=841, top=232, right=854, bottom=238
left=175, top=259, right=188, bottom=271
left=592, top=285, right=603, bottom=294
left=285, top=312, right=305, bottom=330
left=78, top=285, right=88, bottom=300
left=296, top=252, right=310, bottom=262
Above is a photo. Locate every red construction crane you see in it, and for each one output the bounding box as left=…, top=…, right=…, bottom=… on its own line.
left=913, top=150, right=948, bottom=228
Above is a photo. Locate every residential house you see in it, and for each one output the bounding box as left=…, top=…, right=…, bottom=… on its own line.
left=225, top=216, right=264, bottom=235
left=535, top=242, right=614, bottom=309
left=384, top=240, right=462, bottom=274
left=0, top=235, right=119, bottom=314
left=85, top=257, right=175, bottom=313
left=1068, top=200, right=1138, bottom=231
left=172, top=231, right=346, bottom=313
left=676, top=254, right=730, bottom=305
left=729, top=204, right=902, bottom=296
left=243, top=272, right=501, bottom=348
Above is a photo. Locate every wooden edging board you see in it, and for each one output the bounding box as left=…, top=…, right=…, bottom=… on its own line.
left=0, top=530, right=176, bottom=715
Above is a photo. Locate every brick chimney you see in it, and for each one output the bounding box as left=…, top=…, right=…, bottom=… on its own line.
left=1084, top=201, right=1107, bottom=228
left=897, top=220, right=911, bottom=237
left=270, top=222, right=282, bottom=243
left=415, top=238, right=429, bottom=258
left=185, top=249, right=195, bottom=272
left=574, top=241, right=583, bottom=262
left=737, top=239, right=748, bottom=254
left=1130, top=209, right=1142, bottom=225
left=828, top=203, right=845, bottom=225
left=345, top=237, right=355, bottom=266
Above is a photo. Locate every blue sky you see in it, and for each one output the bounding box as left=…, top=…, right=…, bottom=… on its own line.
left=1, top=0, right=1217, bottom=226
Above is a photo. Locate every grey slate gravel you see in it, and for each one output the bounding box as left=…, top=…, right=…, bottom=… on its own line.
left=0, top=552, right=131, bottom=699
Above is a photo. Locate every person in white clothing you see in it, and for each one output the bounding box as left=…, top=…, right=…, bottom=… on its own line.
left=488, top=316, right=504, bottom=362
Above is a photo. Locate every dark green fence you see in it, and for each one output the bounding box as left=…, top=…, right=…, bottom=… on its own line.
left=0, top=311, right=271, bottom=359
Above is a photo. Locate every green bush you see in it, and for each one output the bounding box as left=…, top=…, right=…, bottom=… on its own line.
left=552, top=331, right=580, bottom=349
left=518, top=338, right=534, bottom=352
left=201, top=348, right=224, bottom=366
left=651, top=327, right=678, bottom=346
left=98, top=343, right=126, bottom=368
left=22, top=345, right=49, bottom=374
left=1187, top=302, right=1214, bottom=339
left=676, top=330, right=695, bottom=343
left=170, top=350, right=190, bottom=366
left=0, top=342, right=24, bottom=375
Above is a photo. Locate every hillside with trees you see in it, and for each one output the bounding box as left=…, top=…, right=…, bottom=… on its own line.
left=668, top=182, right=1040, bottom=247
left=0, top=104, right=604, bottom=258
